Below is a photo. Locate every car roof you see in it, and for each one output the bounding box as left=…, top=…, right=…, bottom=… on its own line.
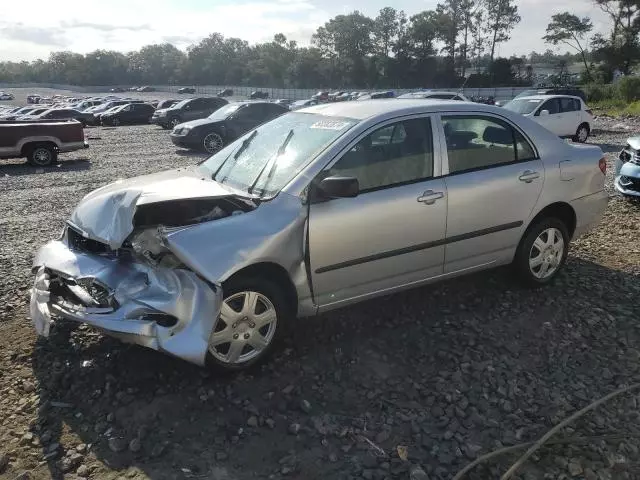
left=300, top=98, right=497, bottom=120
left=513, top=95, right=582, bottom=101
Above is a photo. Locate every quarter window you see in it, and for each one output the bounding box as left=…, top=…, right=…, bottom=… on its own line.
left=559, top=97, right=577, bottom=112
left=329, top=118, right=434, bottom=192
left=442, top=116, right=535, bottom=173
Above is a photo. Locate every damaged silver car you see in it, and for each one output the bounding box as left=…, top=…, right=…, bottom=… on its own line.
left=615, top=136, right=640, bottom=197
left=31, top=100, right=608, bottom=371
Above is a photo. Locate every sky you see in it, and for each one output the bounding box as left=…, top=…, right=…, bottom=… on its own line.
left=0, top=0, right=612, bottom=62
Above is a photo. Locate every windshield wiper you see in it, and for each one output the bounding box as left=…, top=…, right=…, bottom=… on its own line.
left=247, top=129, right=294, bottom=196
left=211, top=130, right=258, bottom=180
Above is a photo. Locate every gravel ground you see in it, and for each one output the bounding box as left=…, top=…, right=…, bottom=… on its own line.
left=1, top=113, right=640, bottom=480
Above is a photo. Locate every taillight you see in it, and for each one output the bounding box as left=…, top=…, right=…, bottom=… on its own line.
left=599, top=157, right=607, bottom=174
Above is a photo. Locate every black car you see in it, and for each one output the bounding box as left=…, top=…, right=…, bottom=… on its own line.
left=178, top=87, right=196, bottom=94
left=88, top=100, right=145, bottom=125
left=170, top=101, right=288, bottom=153
left=152, top=97, right=229, bottom=129
left=218, top=89, right=234, bottom=97
left=249, top=91, right=269, bottom=99
left=100, top=103, right=156, bottom=126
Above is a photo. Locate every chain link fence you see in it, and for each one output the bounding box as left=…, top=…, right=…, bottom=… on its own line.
left=0, top=83, right=583, bottom=103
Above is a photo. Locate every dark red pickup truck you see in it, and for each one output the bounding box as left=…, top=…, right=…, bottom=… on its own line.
left=0, top=120, right=89, bottom=166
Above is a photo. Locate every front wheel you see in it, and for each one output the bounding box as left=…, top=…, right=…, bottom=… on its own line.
left=206, top=277, right=288, bottom=372
left=512, top=218, right=569, bottom=287
left=573, top=123, right=589, bottom=143
left=202, top=132, right=224, bottom=154
left=169, top=117, right=181, bottom=129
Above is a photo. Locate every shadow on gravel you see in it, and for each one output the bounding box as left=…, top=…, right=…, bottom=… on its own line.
left=174, top=148, right=208, bottom=159
left=30, top=257, right=640, bottom=480
left=0, top=159, right=92, bottom=177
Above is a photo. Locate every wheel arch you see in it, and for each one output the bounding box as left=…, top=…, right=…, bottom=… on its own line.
left=526, top=202, right=577, bottom=240
left=222, top=262, right=298, bottom=317
left=20, top=140, right=59, bottom=157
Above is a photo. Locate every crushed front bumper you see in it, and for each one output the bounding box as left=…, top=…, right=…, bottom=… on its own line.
left=30, top=239, right=222, bottom=366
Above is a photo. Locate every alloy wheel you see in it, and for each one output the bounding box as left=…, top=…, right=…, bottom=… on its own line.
left=529, top=227, right=564, bottom=279
left=203, top=133, right=224, bottom=153
left=170, top=118, right=180, bottom=129
left=208, top=291, right=278, bottom=365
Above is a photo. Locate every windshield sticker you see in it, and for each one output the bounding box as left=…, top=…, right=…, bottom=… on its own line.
left=310, top=120, right=351, bottom=130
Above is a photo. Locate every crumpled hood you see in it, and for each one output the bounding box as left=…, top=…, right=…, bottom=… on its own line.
left=69, top=167, right=241, bottom=249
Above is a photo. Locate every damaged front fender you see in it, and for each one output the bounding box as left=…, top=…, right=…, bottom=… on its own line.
left=31, top=240, right=222, bottom=366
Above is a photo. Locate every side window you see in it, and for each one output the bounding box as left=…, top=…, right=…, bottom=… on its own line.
left=559, top=97, right=576, bottom=112
left=515, top=130, right=536, bottom=161
left=186, top=99, right=201, bottom=110
left=443, top=116, right=523, bottom=174
left=539, top=98, right=559, bottom=115
left=429, top=94, right=455, bottom=99
left=573, top=99, right=581, bottom=111
left=329, top=118, right=434, bottom=192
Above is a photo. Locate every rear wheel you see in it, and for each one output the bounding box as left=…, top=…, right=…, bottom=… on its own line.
left=573, top=123, right=589, bottom=143
left=512, top=217, right=569, bottom=287
left=202, top=132, right=224, bottom=154
left=206, top=276, right=288, bottom=373
left=169, top=117, right=181, bottom=129
left=27, top=143, right=58, bottom=167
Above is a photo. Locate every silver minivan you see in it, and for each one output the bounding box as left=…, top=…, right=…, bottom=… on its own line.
left=31, top=100, right=608, bottom=371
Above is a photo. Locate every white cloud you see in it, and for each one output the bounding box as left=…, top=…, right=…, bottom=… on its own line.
left=0, top=0, right=616, bottom=61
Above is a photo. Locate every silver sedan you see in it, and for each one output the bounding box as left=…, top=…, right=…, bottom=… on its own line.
left=31, top=99, right=609, bottom=371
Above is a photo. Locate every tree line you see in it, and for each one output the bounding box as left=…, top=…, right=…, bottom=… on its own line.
left=0, top=0, right=637, bottom=89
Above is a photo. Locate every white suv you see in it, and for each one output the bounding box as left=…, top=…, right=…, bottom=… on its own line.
left=503, top=95, right=593, bottom=142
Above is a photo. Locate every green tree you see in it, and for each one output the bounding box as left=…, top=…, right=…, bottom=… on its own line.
left=543, top=13, right=593, bottom=79
left=484, top=0, right=521, bottom=63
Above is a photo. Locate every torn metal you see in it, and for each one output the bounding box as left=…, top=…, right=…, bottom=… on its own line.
left=31, top=240, right=222, bottom=366
left=30, top=166, right=313, bottom=365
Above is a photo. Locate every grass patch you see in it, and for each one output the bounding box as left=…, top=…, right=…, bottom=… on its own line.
left=590, top=99, right=640, bottom=116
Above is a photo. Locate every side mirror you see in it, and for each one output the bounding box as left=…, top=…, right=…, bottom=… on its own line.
left=315, top=176, right=359, bottom=200
left=539, top=109, right=550, bottom=116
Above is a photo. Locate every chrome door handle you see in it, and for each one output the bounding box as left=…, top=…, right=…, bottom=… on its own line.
left=417, top=190, right=444, bottom=205
left=518, top=170, right=540, bottom=183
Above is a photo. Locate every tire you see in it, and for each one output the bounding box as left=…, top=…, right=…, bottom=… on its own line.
left=202, top=132, right=224, bottom=154
left=169, top=117, right=181, bottom=129
left=512, top=217, right=569, bottom=287
left=27, top=143, right=58, bottom=167
left=206, top=276, right=289, bottom=373
left=573, top=123, right=589, bottom=143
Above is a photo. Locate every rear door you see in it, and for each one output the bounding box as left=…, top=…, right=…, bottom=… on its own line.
left=558, top=97, right=579, bottom=136
left=439, top=114, right=544, bottom=272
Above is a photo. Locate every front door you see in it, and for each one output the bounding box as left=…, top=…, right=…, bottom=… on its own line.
left=439, top=114, right=544, bottom=272
left=308, top=116, right=447, bottom=309
left=534, top=98, right=563, bottom=136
